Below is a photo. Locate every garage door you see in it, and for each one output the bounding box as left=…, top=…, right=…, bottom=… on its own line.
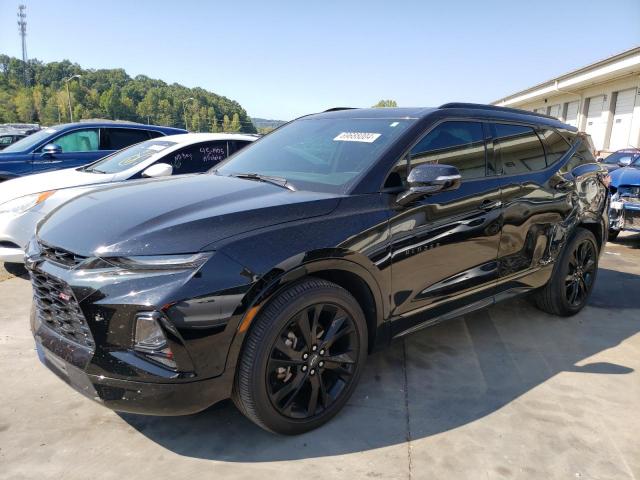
left=564, top=101, right=579, bottom=127
left=608, top=88, right=637, bottom=151
left=547, top=104, right=561, bottom=119
left=585, top=95, right=606, bottom=150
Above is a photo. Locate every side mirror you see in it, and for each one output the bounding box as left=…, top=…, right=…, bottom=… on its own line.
left=142, top=162, right=173, bottom=178
left=619, top=158, right=632, bottom=167
left=41, top=144, right=62, bottom=157
left=396, top=163, right=461, bottom=206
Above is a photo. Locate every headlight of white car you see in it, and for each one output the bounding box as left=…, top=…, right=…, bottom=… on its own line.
left=0, top=191, right=56, bottom=217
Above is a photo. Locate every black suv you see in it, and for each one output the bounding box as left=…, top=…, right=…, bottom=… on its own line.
left=28, top=104, right=609, bottom=434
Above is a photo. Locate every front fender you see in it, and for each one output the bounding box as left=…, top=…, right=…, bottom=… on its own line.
left=222, top=252, right=390, bottom=375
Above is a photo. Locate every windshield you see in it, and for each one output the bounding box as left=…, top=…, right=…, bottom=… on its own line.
left=604, top=151, right=638, bottom=164
left=83, top=140, right=176, bottom=174
left=1, top=127, right=58, bottom=153
left=216, top=117, right=415, bottom=193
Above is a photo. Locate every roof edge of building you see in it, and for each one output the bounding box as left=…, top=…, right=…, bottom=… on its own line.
left=492, top=46, right=640, bottom=106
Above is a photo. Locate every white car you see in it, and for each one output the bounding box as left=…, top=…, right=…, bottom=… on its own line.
left=0, top=132, right=257, bottom=263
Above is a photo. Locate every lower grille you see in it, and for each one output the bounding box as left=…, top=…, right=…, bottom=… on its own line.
left=30, top=270, right=95, bottom=350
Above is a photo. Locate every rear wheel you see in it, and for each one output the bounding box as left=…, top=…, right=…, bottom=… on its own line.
left=233, top=278, right=367, bottom=434
left=607, top=229, right=619, bottom=242
left=535, top=227, right=599, bottom=316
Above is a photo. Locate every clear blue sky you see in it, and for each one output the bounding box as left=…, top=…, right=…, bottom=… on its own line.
left=1, top=0, right=639, bottom=120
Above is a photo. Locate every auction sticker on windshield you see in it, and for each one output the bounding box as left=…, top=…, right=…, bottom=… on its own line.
left=334, top=132, right=381, bottom=143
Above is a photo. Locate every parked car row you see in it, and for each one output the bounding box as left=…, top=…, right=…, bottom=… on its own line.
left=0, top=120, right=186, bottom=180
left=11, top=103, right=611, bottom=435
left=0, top=132, right=257, bottom=262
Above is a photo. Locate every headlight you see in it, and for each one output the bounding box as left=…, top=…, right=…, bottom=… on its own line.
left=82, top=252, right=213, bottom=271
left=0, top=191, right=56, bottom=217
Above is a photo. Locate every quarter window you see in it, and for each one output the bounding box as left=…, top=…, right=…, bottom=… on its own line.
left=53, top=129, right=99, bottom=153
left=539, top=128, right=571, bottom=165
left=409, top=121, right=487, bottom=179
left=493, top=124, right=546, bottom=175
left=104, top=128, right=152, bottom=150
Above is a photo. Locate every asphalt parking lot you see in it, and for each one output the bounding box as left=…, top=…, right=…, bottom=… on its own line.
left=1, top=235, right=639, bottom=480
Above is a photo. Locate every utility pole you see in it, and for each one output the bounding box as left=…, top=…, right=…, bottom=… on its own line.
left=64, top=74, right=81, bottom=122
left=17, top=5, right=28, bottom=86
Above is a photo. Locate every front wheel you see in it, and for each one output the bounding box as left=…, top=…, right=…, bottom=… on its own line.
left=233, top=278, right=368, bottom=434
left=607, top=229, right=620, bottom=242
left=535, top=227, right=599, bottom=316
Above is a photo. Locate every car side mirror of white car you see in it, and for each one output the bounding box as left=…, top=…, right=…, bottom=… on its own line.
left=142, top=163, right=173, bottom=178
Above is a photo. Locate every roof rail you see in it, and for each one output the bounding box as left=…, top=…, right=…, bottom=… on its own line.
left=439, top=102, right=558, bottom=121
left=323, top=107, right=357, bottom=112
left=77, top=118, right=141, bottom=124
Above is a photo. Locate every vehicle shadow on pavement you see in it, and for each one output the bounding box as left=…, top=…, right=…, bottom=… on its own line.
left=119, top=267, right=638, bottom=462
left=1, top=262, right=28, bottom=279
left=611, top=233, right=640, bottom=249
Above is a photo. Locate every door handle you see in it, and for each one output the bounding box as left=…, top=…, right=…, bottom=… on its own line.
left=480, top=200, right=502, bottom=211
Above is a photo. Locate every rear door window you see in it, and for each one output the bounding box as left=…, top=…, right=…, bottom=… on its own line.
left=168, top=141, right=229, bottom=175
left=103, top=128, right=152, bottom=150
left=492, top=124, right=546, bottom=175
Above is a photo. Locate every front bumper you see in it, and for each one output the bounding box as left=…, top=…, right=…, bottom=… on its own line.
left=32, top=307, right=233, bottom=415
left=609, top=200, right=640, bottom=233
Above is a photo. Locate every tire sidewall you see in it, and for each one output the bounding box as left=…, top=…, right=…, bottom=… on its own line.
left=247, top=283, right=368, bottom=435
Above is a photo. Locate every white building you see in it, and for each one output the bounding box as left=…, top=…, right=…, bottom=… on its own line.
left=493, top=46, right=640, bottom=155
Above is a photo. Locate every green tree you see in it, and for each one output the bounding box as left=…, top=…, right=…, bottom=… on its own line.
left=208, top=107, right=219, bottom=132
left=0, top=54, right=257, bottom=132
left=15, top=88, right=35, bottom=121
left=230, top=112, right=241, bottom=132
left=222, top=114, right=231, bottom=132
left=372, top=99, right=398, bottom=108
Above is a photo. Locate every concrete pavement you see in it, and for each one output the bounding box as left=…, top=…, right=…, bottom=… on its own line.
left=1, top=234, right=639, bottom=479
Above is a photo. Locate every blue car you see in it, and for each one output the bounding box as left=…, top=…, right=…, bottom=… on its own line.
left=608, top=153, right=640, bottom=240
left=0, top=121, right=186, bottom=181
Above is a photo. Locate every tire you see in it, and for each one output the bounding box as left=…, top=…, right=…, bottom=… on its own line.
left=232, top=277, right=368, bottom=435
left=607, top=229, right=619, bottom=242
left=534, top=227, right=599, bottom=316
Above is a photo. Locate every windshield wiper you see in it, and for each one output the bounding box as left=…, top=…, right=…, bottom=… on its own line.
left=229, top=172, right=295, bottom=191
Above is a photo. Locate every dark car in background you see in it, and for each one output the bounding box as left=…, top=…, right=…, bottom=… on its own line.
left=0, top=132, right=27, bottom=150
left=608, top=153, right=640, bottom=240
left=598, top=149, right=640, bottom=172
left=0, top=120, right=186, bottom=181
left=27, top=103, right=609, bottom=435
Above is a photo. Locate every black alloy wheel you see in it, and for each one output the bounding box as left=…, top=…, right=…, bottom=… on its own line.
left=565, top=239, right=596, bottom=308
left=267, top=302, right=359, bottom=419
left=233, top=278, right=367, bottom=435
left=535, top=227, right=599, bottom=316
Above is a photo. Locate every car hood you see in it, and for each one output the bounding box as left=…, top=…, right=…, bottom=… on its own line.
left=610, top=166, right=640, bottom=188
left=37, top=173, right=342, bottom=257
left=0, top=167, right=115, bottom=204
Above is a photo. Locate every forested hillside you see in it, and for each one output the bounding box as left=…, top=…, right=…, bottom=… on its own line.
left=0, top=55, right=256, bottom=133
